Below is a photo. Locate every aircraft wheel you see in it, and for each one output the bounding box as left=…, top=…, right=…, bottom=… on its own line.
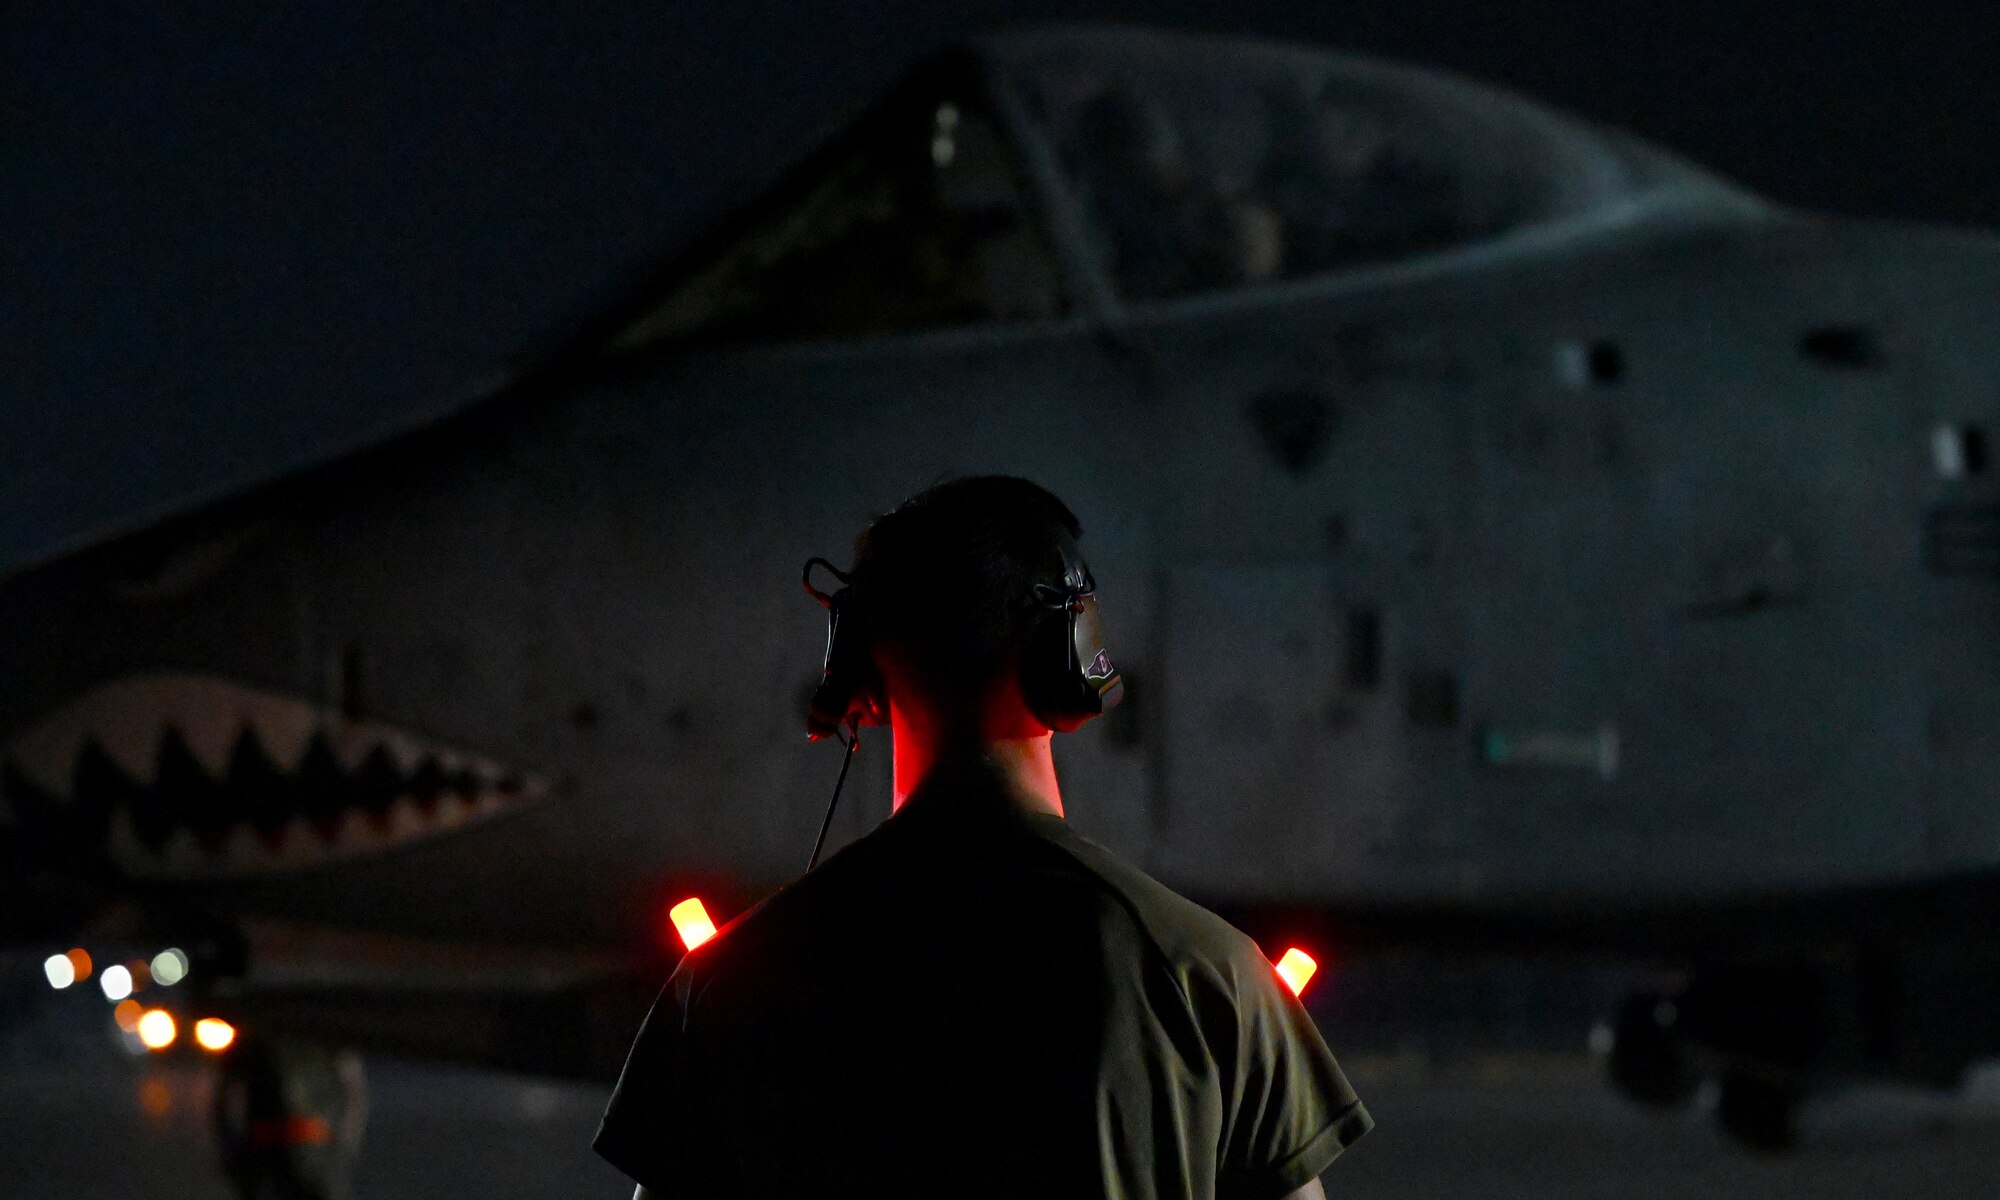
left=1606, top=992, right=1698, bottom=1109
left=1715, top=1070, right=1802, bottom=1153
left=213, top=1035, right=367, bottom=1200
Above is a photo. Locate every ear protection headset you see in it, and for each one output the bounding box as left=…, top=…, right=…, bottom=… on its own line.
left=798, top=530, right=1123, bottom=869
left=1020, top=531, right=1126, bottom=732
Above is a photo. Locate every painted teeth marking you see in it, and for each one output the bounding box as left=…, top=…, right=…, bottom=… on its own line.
left=3, top=675, right=321, bottom=794
left=245, top=696, right=318, bottom=774
left=329, top=725, right=426, bottom=775
left=0, top=673, right=548, bottom=878
left=170, top=687, right=242, bottom=781
left=80, top=680, right=174, bottom=784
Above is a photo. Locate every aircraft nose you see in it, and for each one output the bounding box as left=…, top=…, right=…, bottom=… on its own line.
left=1, top=674, right=548, bottom=878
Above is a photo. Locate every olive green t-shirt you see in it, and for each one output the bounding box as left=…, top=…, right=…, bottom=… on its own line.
left=596, top=781, right=1370, bottom=1198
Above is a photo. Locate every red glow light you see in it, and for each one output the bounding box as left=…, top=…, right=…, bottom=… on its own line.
left=669, top=898, right=718, bottom=951
left=247, top=1115, right=332, bottom=1148
left=1274, top=948, right=1318, bottom=997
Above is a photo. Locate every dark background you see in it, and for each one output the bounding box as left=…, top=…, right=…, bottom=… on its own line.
left=8, top=0, right=1996, bottom=567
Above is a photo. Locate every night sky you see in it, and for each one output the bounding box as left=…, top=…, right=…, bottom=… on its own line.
left=8, top=1, right=1997, bottom=569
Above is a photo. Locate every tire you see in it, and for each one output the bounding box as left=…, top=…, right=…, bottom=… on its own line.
left=1715, top=1069, right=1803, bottom=1153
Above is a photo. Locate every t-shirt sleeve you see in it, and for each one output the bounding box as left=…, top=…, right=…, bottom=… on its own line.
left=594, top=970, right=741, bottom=1197
left=1214, top=951, right=1373, bottom=1198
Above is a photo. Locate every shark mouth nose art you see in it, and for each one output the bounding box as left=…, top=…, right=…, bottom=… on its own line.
left=0, top=674, right=550, bottom=878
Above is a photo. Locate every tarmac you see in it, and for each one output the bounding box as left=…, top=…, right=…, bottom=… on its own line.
left=2, top=1052, right=1997, bottom=1199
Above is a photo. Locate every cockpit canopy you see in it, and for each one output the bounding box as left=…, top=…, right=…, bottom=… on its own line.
left=995, top=28, right=1740, bottom=301
left=610, top=30, right=1747, bottom=350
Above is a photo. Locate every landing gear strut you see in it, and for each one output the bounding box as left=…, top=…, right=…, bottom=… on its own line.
left=213, top=1036, right=367, bottom=1200
left=1605, top=992, right=1699, bottom=1109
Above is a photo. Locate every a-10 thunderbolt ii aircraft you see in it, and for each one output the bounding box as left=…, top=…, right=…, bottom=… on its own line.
left=8, top=23, right=2000, bottom=1192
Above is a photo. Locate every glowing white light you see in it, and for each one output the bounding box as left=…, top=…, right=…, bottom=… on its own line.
left=1935, top=424, right=1971, bottom=479
left=151, top=949, right=189, bottom=987
left=100, top=964, right=133, bottom=1001
left=137, top=1008, right=176, bottom=1050
left=931, top=102, right=960, bottom=167
left=1588, top=1022, right=1615, bottom=1056
left=43, top=955, right=75, bottom=989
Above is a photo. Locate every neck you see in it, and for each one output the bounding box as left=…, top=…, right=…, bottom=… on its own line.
left=888, top=696, right=1065, bottom=818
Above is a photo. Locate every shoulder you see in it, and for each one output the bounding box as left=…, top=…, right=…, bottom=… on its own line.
left=667, top=817, right=903, bottom=994
left=1026, top=816, right=1268, bottom=986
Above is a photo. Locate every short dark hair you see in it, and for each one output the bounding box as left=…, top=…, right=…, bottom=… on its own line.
left=852, top=476, right=1083, bottom=703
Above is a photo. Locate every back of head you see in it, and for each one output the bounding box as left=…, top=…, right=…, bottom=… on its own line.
left=852, top=476, right=1082, bottom=711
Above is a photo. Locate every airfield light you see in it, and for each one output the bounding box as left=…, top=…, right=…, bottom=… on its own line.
left=1274, top=948, right=1319, bottom=998
left=151, top=949, right=189, bottom=987
left=43, top=955, right=75, bottom=990
left=194, top=1018, right=237, bottom=1053
left=137, top=1009, right=177, bottom=1050
left=669, top=898, right=718, bottom=952
left=65, top=947, right=93, bottom=981
left=100, top=965, right=134, bottom=1002
left=114, top=999, right=144, bottom=1033
left=1588, top=1023, right=1616, bottom=1057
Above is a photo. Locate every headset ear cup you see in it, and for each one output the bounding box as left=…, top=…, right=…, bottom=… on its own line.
left=1022, top=538, right=1123, bottom=732
left=806, top=587, right=883, bottom=739
left=1021, top=600, right=1121, bottom=733
left=1019, top=605, right=1081, bottom=732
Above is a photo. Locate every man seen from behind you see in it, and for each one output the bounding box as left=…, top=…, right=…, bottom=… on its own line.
left=595, top=475, right=1372, bottom=1198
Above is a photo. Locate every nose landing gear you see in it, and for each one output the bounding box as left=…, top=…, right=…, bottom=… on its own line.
left=1603, top=982, right=1811, bottom=1153
left=1605, top=991, right=1700, bottom=1109
left=212, top=1036, right=367, bottom=1200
